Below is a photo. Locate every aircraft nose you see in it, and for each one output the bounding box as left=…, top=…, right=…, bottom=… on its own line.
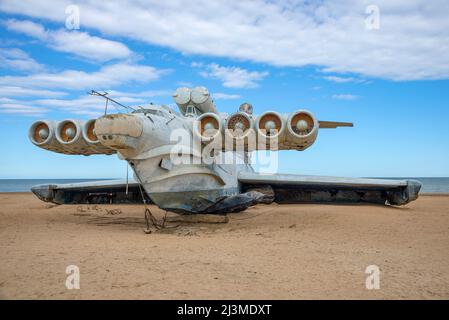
left=95, top=114, right=144, bottom=150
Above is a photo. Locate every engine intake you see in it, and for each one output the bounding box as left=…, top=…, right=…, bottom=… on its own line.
left=285, top=110, right=318, bottom=150
left=29, top=120, right=54, bottom=146
left=82, top=119, right=115, bottom=154
left=225, top=112, right=254, bottom=140
left=256, top=111, right=285, bottom=147
left=83, top=119, right=99, bottom=144
left=56, top=120, right=82, bottom=145
left=194, top=112, right=222, bottom=142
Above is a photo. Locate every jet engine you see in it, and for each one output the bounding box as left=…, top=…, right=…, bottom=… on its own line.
left=28, top=120, right=67, bottom=153
left=29, top=119, right=115, bottom=155
left=82, top=119, right=117, bottom=154
left=190, top=86, right=218, bottom=114
left=173, top=86, right=218, bottom=115
left=224, top=112, right=256, bottom=151
left=193, top=112, right=223, bottom=143
left=255, top=111, right=285, bottom=148
left=225, top=112, right=254, bottom=139
left=55, top=119, right=84, bottom=149
left=172, top=87, right=191, bottom=114
left=285, top=110, right=318, bottom=150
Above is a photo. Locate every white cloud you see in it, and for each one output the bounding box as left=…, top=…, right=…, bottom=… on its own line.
left=177, top=81, right=193, bottom=87
left=34, top=90, right=172, bottom=110
left=199, top=63, right=268, bottom=88
left=0, top=103, right=48, bottom=116
left=0, top=62, right=169, bottom=117
left=0, top=48, right=44, bottom=72
left=1, top=0, right=449, bottom=80
left=34, top=96, right=106, bottom=110
left=4, top=19, right=47, bottom=39
left=0, top=89, right=173, bottom=116
left=332, top=94, right=359, bottom=100
left=5, top=19, right=132, bottom=62
left=48, top=30, right=132, bottom=62
left=323, top=76, right=367, bottom=84
left=0, top=97, right=16, bottom=103
left=190, top=62, right=204, bottom=68
left=213, top=93, right=241, bottom=100
left=68, top=109, right=104, bottom=117
left=0, top=63, right=169, bottom=90
left=106, top=89, right=171, bottom=99
left=0, top=95, right=118, bottom=117
left=0, top=86, right=67, bottom=97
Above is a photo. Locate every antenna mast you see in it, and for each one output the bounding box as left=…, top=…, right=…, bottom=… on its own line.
left=89, top=90, right=136, bottom=114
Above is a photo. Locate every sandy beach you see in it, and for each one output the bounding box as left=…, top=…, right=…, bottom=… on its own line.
left=0, top=192, right=448, bottom=300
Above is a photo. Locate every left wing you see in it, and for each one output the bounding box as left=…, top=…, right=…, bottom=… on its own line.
left=31, top=179, right=151, bottom=205
left=238, top=172, right=421, bottom=206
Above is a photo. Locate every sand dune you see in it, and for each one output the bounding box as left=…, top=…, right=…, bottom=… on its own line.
left=0, top=192, right=448, bottom=299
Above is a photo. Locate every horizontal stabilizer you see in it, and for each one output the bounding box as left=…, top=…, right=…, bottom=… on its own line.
left=319, top=121, right=353, bottom=128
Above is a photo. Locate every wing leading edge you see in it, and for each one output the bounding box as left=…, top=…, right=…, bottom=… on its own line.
left=238, top=172, right=421, bottom=206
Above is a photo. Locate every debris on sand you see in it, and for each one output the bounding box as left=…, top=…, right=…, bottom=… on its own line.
left=76, top=205, right=102, bottom=213
left=105, top=209, right=122, bottom=215
left=166, top=214, right=229, bottom=224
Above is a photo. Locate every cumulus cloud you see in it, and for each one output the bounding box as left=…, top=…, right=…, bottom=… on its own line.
left=213, top=93, right=242, bottom=100
left=0, top=86, right=67, bottom=97
left=0, top=63, right=169, bottom=90
left=3, top=19, right=47, bottom=40
left=106, top=89, right=171, bottom=99
left=332, top=94, right=359, bottom=100
left=1, top=0, right=448, bottom=80
left=0, top=61, right=169, bottom=116
left=0, top=95, right=103, bottom=117
left=199, top=63, right=268, bottom=88
left=0, top=48, right=44, bottom=72
left=5, top=19, right=132, bottom=62
left=0, top=103, right=48, bottom=116
left=323, top=76, right=367, bottom=84
left=0, top=89, right=172, bottom=116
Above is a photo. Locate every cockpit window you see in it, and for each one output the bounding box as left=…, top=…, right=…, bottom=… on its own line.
left=185, top=105, right=199, bottom=117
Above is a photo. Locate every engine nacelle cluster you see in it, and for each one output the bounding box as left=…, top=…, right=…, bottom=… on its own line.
left=193, top=109, right=319, bottom=151
left=29, top=119, right=115, bottom=155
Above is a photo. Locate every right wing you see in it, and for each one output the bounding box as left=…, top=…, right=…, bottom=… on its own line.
left=238, top=172, right=421, bottom=206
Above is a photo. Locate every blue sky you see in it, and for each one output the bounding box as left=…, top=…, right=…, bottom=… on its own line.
left=0, top=0, right=448, bottom=178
